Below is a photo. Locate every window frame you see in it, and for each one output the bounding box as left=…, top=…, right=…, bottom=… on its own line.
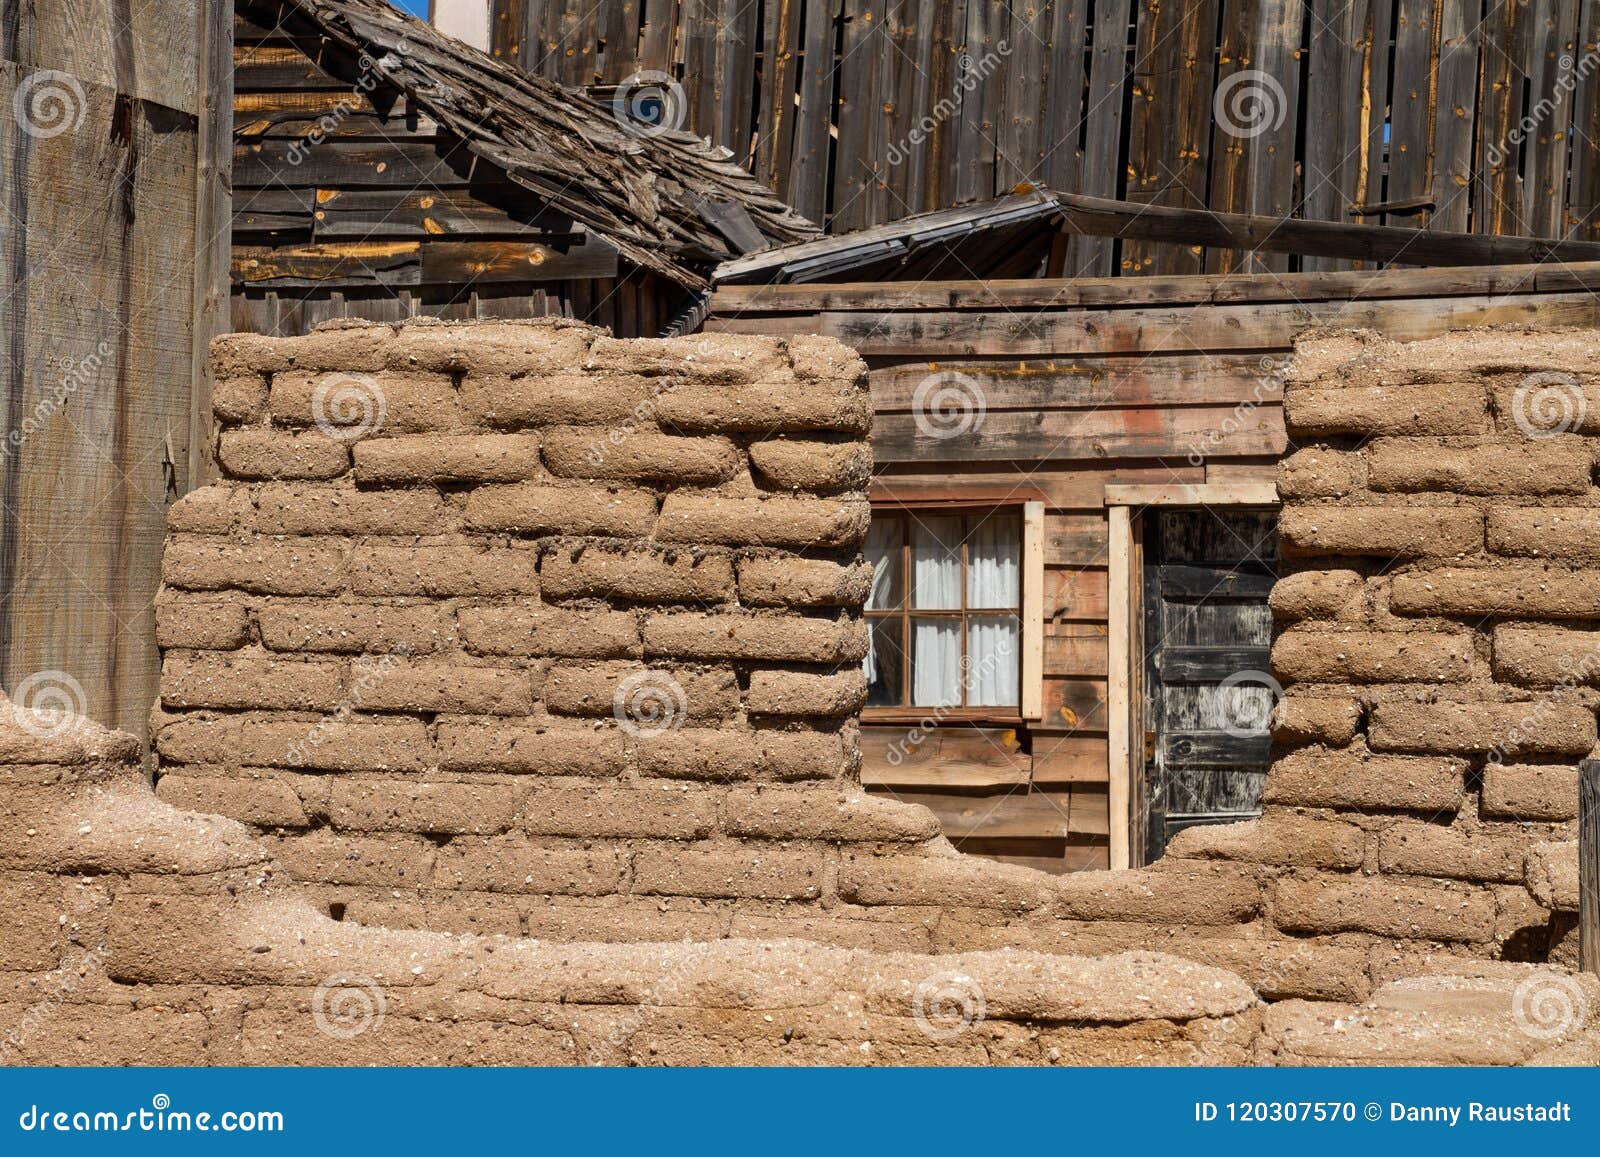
left=861, top=501, right=1043, bottom=726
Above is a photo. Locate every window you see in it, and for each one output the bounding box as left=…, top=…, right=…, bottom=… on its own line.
left=862, top=509, right=1023, bottom=712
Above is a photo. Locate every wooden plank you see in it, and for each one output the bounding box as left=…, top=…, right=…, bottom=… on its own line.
left=886, top=788, right=1108, bottom=839
left=1477, top=0, right=1531, bottom=236
left=1070, top=0, right=1131, bottom=276
left=757, top=0, right=804, bottom=198
left=1044, top=567, right=1109, bottom=621
left=736, top=292, right=1600, bottom=357
left=1058, top=193, right=1600, bottom=266
left=832, top=0, right=887, bottom=231
left=789, top=0, right=835, bottom=225
left=1021, top=501, right=1046, bottom=719
left=1123, top=0, right=1219, bottom=275
left=311, top=188, right=578, bottom=239
left=1038, top=0, right=1089, bottom=193
left=1044, top=630, right=1108, bottom=676
left=1044, top=512, right=1110, bottom=565
left=1043, top=677, right=1106, bottom=730
left=1383, top=0, right=1435, bottom=228
left=1106, top=503, right=1132, bottom=868
left=872, top=404, right=1285, bottom=464
left=1582, top=759, right=1599, bottom=974
left=419, top=238, right=620, bottom=283
left=233, top=240, right=422, bottom=286
left=1032, top=734, right=1110, bottom=783
left=1429, top=0, right=1480, bottom=232
left=868, top=354, right=1283, bottom=411
left=860, top=724, right=1032, bottom=786
left=192, top=0, right=233, bottom=489
left=1104, top=482, right=1279, bottom=506
left=1567, top=0, right=1600, bottom=242
left=1526, top=0, right=1583, bottom=238
left=873, top=464, right=1208, bottom=511
left=887, top=0, right=937, bottom=213
left=233, top=140, right=476, bottom=188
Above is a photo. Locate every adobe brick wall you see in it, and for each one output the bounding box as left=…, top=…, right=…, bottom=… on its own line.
left=146, top=321, right=1592, bottom=1011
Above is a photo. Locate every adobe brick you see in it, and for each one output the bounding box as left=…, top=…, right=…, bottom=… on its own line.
left=542, top=427, right=740, bottom=484
left=1481, top=763, right=1579, bottom=821
left=263, top=830, right=436, bottom=887
left=656, top=495, right=870, bottom=549
left=252, top=484, right=449, bottom=536
left=461, top=372, right=654, bottom=428
left=632, top=844, right=825, bottom=900
left=642, top=611, right=868, bottom=664
left=725, top=786, right=938, bottom=842
left=1284, top=381, right=1490, bottom=436
left=633, top=728, right=846, bottom=780
left=1267, top=569, right=1365, bottom=621
left=1271, top=630, right=1472, bottom=683
left=434, top=719, right=624, bottom=775
left=154, top=716, right=429, bottom=772
left=257, top=602, right=448, bottom=654
left=1055, top=867, right=1262, bottom=924
left=434, top=837, right=626, bottom=895
left=1277, top=448, right=1365, bottom=499
left=350, top=544, right=539, bottom=597
left=154, top=592, right=250, bottom=650
left=1492, top=626, right=1600, bottom=685
left=1377, top=822, right=1528, bottom=883
left=355, top=660, right=533, bottom=715
left=1488, top=507, right=1600, bottom=560
left=1368, top=437, right=1591, bottom=495
left=586, top=333, right=794, bottom=383
left=1279, top=507, right=1483, bottom=558
left=0, top=873, right=63, bottom=970
left=218, top=429, right=349, bottom=480
left=656, top=380, right=872, bottom=435
left=213, top=375, right=268, bottom=424
left=1272, top=875, right=1496, bottom=942
left=736, top=557, right=873, bottom=608
left=212, top=326, right=391, bottom=375
left=786, top=335, right=870, bottom=386
left=837, top=853, right=1053, bottom=910
left=162, top=538, right=347, bottom=596
left=1262, top=746, right=1466, bottom=811
left=154, top=773, right=309, bottom=828
left=268, top=371, right=461, bottom=434
left=328, top=779, right=522, bottom=835
left=1164, top=812, right=1364, bottom=869
left=1369, top=699, right=1596, bottom=756
left=1270, top=695, right=1363, bottom=746
left=748, top=440, right=873, bottom=492
left=541, top=545, right=735, bottom=604
left=1389, top=566, right=1600, bottom=618
left=166, top=487, right=243, bottom=533
left=353, top=433, right=543, bottom=484
left=747, top=669, right=868, bottom=716
left=160, top=651, right=345, bottom=711
left=465, top=482, right=658, bottom=536
left=458, top=605, right=640, bottom=658
left=514, top=781, right=719, bottom=839
left=544, top=662, right=739, bottom=721
left=386, top=319, right=598, bottom=375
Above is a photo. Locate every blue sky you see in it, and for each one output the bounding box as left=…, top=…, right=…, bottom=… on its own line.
left=393, top=0, right=428, bottom=15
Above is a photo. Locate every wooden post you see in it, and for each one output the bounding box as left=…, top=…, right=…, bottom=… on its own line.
left=1582, top=760, right=1600, bottom=975
left=1106, top=504, right=1133, bottom=870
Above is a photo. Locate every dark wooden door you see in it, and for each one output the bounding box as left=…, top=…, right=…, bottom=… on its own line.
left=1139, top=509, right=1278, bottom=864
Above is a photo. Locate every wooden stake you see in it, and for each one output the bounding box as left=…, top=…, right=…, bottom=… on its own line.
left=1582, top=760, right=1599, bottom=976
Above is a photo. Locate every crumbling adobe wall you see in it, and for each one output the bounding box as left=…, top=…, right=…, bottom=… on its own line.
left=147, top=321, right=1590, bottom=1011
left=1, top=696, right=1272, bottom=1065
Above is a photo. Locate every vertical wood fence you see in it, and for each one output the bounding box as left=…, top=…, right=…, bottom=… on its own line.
left=488, top=0, right=1600, bottom=275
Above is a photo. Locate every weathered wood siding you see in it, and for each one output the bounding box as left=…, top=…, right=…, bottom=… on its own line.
left=489, top=0, right=1600, bottom=273
left=0, top=1, right=228, bottom=736
left=707, top=264, right=1600, bottom=871
left=232, top=1, right=683, bottom=337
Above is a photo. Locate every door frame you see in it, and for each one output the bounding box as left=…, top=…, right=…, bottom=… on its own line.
left=1103, top=483, right=1279, bottom=869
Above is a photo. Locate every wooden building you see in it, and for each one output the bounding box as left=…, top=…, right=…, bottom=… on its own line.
left=708, top=192, right=1600, bottom=873
left=0, top=2, right=231, bottom=737
left=231, top=0, right=817, bottom=337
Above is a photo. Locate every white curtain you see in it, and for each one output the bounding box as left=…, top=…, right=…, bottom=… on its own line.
left=966, top=616, right=1020, bottom=706
left=910, top=517, right=962, bottom=705
left=862, top=518, right=901, bottom=684
left=967, top=517, right=1019, bottom=608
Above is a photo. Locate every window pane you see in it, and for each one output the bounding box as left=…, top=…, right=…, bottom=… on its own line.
left=966, top=614, right=1020, bottom=707
left=967, top=514, right=1020, bottom=608
left=864, top=515, right=904, bottom=611
left=910, top=617, right=962, bottom=706
left=865, top=617, right=905, bottom=707
left=910, top=515, right=962, bottom=609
